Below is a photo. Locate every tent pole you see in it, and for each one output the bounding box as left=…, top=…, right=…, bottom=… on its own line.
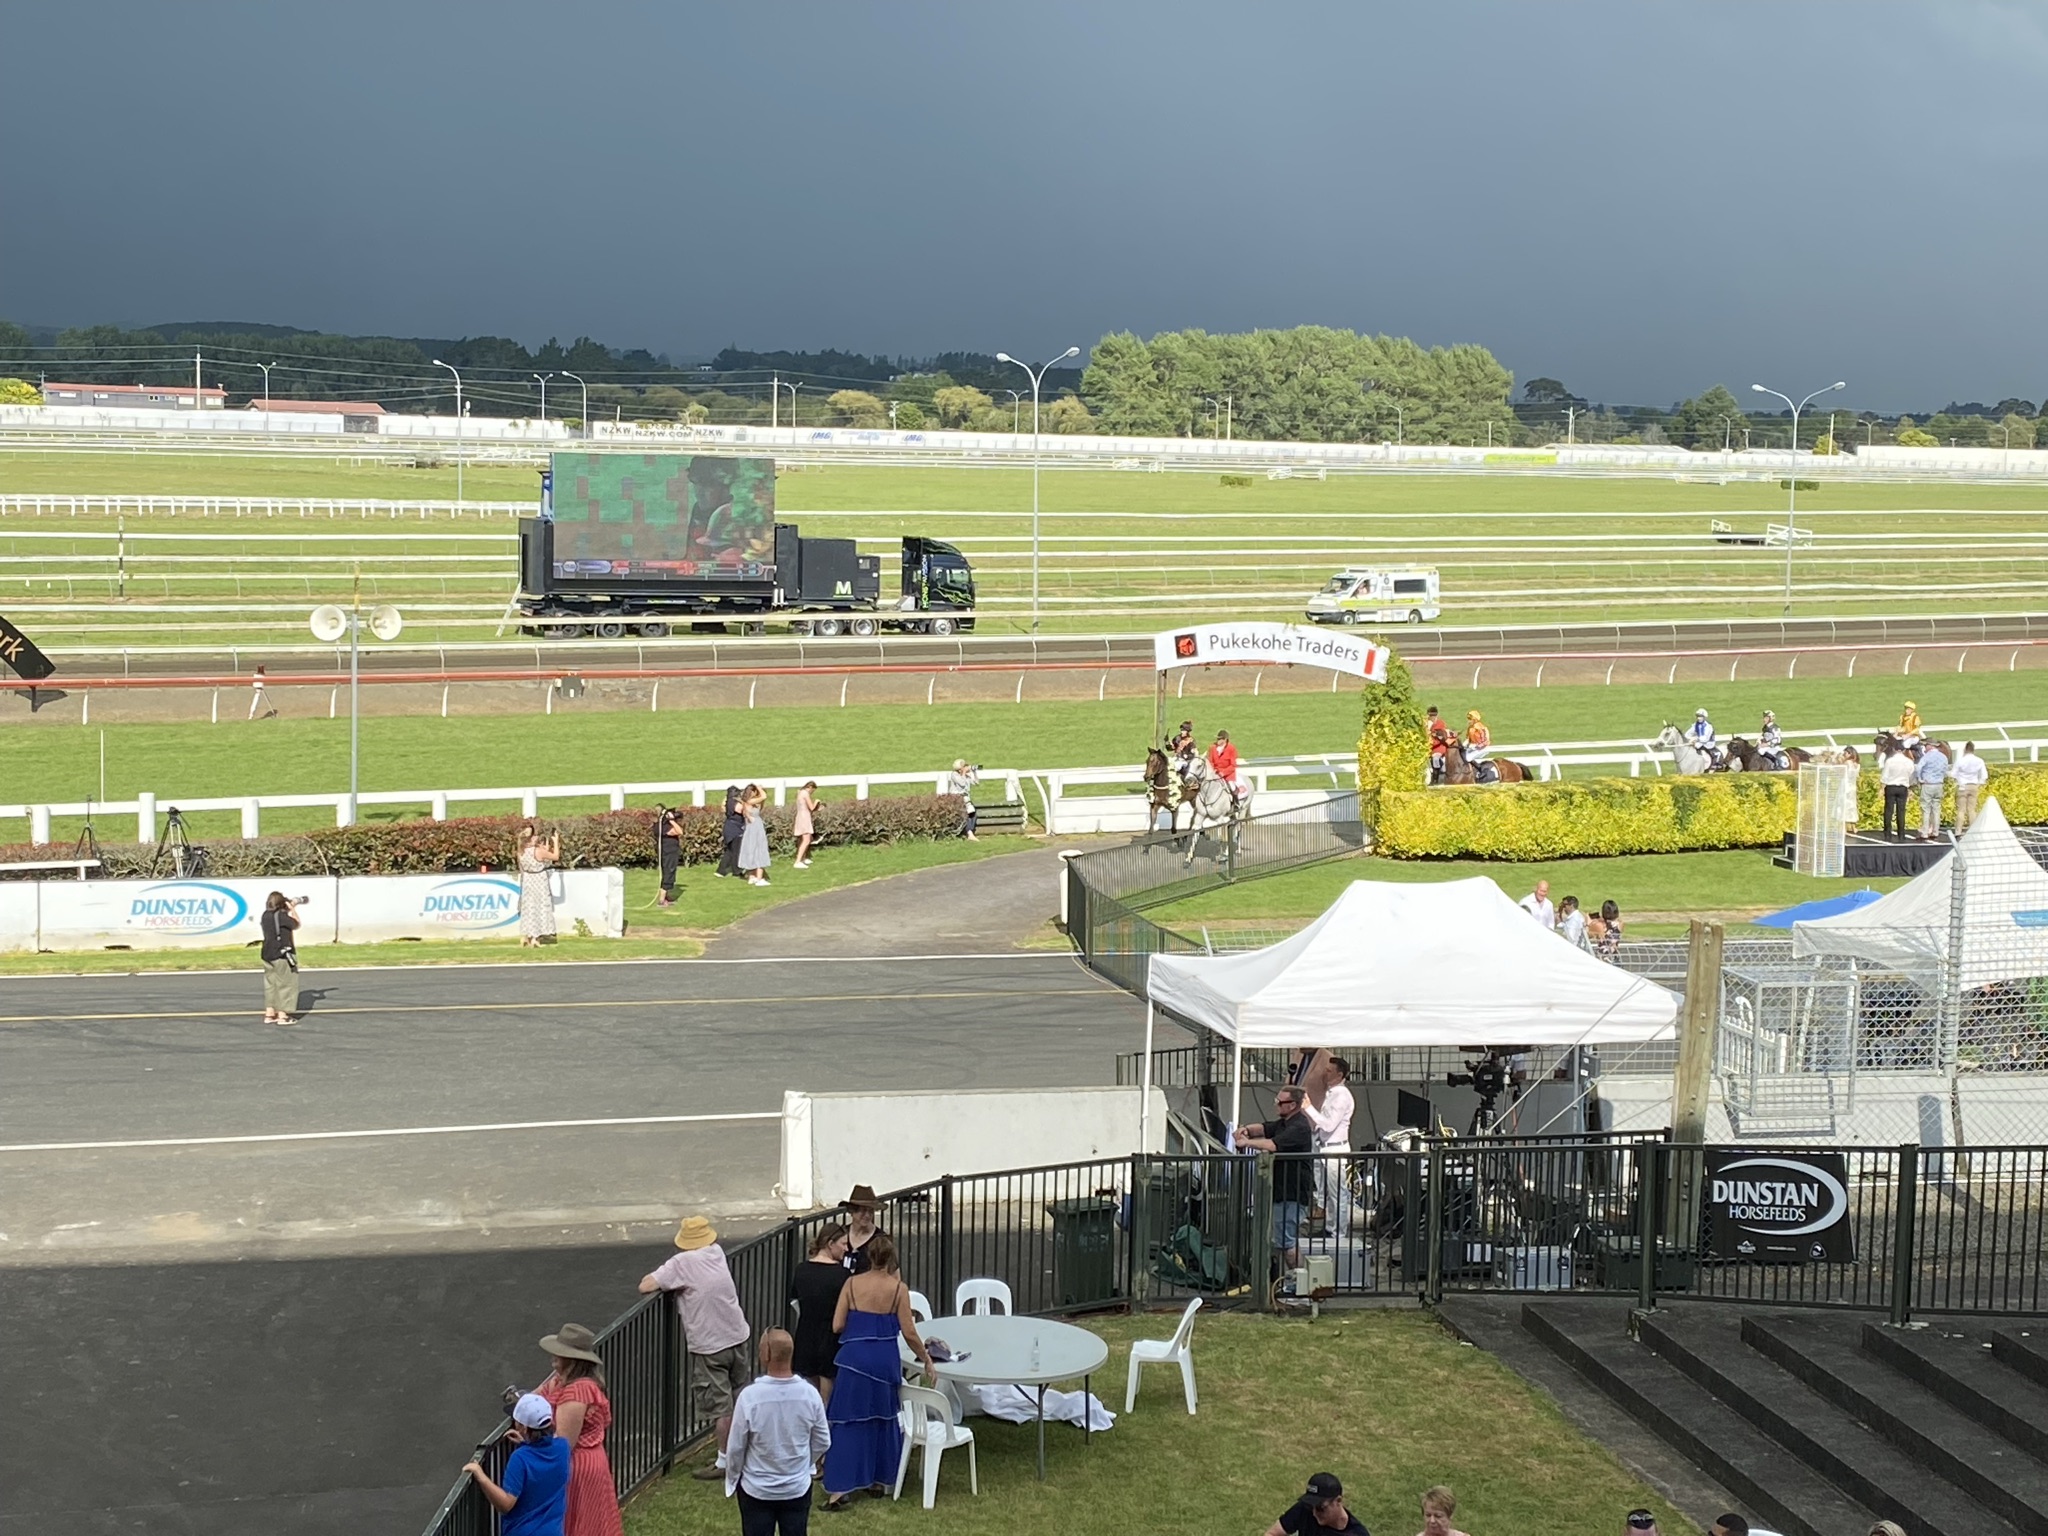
left=1230, top=1041, right=1243, bottom=1134
left=1139, top=1001, right=1156, bottom=1152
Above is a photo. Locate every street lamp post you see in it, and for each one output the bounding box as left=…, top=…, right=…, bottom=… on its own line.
left=1003, top=389, right=1021, bottom=433
left=560, top=371, right=588, bottom=437
left=995, top=345, right=1080, bottom=635
left=431, top=360, right=464, bottom=509
left=1720, top=415, right=1733, bottom=453
left=1750, top=378, right=1846, bottom=612
left=533, top=372, right=553, bottom=421
left=258, top=360, right=277, bottom=404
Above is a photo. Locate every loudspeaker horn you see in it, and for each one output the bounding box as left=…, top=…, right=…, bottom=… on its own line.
left=368, top=605, right=404, bottom=642
left=310, top=605, right=349, bottom=643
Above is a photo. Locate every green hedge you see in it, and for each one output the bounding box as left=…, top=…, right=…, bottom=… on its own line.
left=1377, top=765, right=2048, bottom=860
left=0, top=797, right=969, bottom=880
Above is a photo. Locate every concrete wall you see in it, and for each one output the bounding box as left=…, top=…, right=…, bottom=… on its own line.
left=778, top=1085, right=1167, bottom=1210
left=1597, top=1069, right=2048, bottom=1146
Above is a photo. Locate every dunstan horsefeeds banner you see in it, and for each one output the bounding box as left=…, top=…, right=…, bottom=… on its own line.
left=1153, top=621, right=1389, bottom=681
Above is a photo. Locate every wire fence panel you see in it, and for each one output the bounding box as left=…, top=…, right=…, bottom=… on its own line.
left=1913, top=1144, right=2048, bottom=1315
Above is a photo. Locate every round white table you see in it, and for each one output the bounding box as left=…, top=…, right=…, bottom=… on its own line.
left=908, top=1313, right=1110, bottom=1480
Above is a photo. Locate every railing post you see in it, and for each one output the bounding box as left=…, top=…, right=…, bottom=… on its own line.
left=1637, top=1143, right=1663, bottom=1312
left=1889, top=1142, right=1920, bottom=1327
left=658, top=1290, right=681, bottom=1472
left=939, top=1174, right=956, bottom=1317
left=1425, top=1144, right=1446, bottom=1304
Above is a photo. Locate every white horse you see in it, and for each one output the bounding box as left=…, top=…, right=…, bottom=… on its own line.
left=1654, top=723, right=1718, bottom=776
left=1181, top=759, right=1252, bottom=867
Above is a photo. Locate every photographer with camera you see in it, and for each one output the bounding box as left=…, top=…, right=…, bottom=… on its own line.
left=654, top=805, right=683, bottom=908
left=259, top=891, right=307, bottom=1025
left=948, top=759, right=981, bottom=840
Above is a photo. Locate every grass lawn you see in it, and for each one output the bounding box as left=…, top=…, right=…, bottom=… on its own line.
left=5, top=669, right=2039, bottom=847
left=0, top=837, right=1031, bottom=974
left=621, top=1310, right=1686, bottom=1536
left=1154, top=848, right=1910, bottom=937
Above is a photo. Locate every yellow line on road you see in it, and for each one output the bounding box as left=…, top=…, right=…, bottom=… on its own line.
left=0, top=987, right=1107, bottom=1026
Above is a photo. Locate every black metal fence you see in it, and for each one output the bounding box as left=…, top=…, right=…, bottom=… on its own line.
left=420, top=1138, right=2048, bottom=1534
left=1066, top=790, right=1371, bottom=994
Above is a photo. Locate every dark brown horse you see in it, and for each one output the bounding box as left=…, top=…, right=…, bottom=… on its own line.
left=1721, top=737, right=1812, bottom=773
left=1144, top=747, right=1184, bottom=832
left=1875, top=730, right=1951, bottom=763
left=1440, top=739, right=1531, bottom=785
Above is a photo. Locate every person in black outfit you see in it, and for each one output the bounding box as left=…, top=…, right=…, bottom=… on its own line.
left=259, top=891, right=302, bottom=1025
left=1238, top=1085, right=1317, bottom=1270
left=1265, top=1472, right=1369, bottom=1535
left=715, top=785, right=744, bottom=879
left=838, top=1184, right=892, bottom=1274
left=788, top=1223, right=850, bottom=1407
left=655, top=806, right=683, bottom=907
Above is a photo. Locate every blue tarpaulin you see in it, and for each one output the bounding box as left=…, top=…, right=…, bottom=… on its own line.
left=1753, top=888, right=1884, bottom=928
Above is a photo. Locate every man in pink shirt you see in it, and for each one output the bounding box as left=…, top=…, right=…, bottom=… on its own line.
left=640, top=1215, right=753, bottom=1480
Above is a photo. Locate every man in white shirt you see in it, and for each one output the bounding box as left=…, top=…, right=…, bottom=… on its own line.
left=1519, top=880, right=1555, bottom=930
left=1952, top=740, right=1990, bottom=831
left=1880, top=746, right=1914, bottom=839
left=725, top=1329, right=830, bottom=1533
left=1557, top=895, right=1589, bottom=950
left=1304, top=1056, right=1355, bottom=1238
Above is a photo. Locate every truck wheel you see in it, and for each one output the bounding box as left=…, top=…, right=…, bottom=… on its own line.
left=813, top=617, right=844, bottom=638
left=1408, top=609, right=1424, bottom=624
left=594, top=621, right=627, bottom=640
left=637, top=621, right=671, bottom=639
left=850, top=617, right=878, bottom=637
left=1341, top=610, right=1359, bottom=625
left=929, top=617, right=957, bottom=638
left=551, top=624, right=586, bottom=639
left=743, top=622, right=767, bottom=637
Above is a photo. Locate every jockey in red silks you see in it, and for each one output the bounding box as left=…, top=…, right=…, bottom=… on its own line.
left=1426, top=706, right=1458, bottom=784
left=1208, top=729, right=1246, bottom=804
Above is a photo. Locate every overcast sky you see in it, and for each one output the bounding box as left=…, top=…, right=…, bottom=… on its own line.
left=5, top=1, right=2045, bottom=408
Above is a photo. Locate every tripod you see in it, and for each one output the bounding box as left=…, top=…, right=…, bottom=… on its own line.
left=74, top=798, right=103, bottom=871
left=151, top=808, right=207, bottom=879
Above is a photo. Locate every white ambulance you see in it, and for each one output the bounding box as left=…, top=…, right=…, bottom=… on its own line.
left=1304, top=567, right=1441, bottom=625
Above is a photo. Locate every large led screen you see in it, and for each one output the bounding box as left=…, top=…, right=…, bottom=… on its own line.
left=547, top=453, right=776, bottom=580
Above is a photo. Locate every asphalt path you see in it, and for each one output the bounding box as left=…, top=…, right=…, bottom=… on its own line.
left=0, top=953, right=1144, bottom=1263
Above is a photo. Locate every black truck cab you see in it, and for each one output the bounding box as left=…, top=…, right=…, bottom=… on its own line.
left=902, top=537, right=976, bottom=633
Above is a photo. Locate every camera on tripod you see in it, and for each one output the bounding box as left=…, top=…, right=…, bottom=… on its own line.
left=1446, top=1045, right=1528, bottom=1134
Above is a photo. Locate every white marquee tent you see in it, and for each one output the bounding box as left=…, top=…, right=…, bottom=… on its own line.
left=1140, top=877, right=1679, bottom=1138
left=1792, top=796, right=2048, bottom=990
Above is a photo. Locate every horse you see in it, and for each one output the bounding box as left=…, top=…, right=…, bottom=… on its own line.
left=1875, top=729, right=1951, bottom=763
left=1143, top=747, right=1182, bottom=833
left=1180, top=758, right=1252, bottom=867
left=1721, top=737, right=1811, bottom=773
left=1655, top=723, right=1719, bottom=775
left=1439, top=739, right=1530, bottom=785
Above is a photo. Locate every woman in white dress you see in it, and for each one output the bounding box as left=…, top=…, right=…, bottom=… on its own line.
left=737, top=785, right=772, bottom=886
left=517, top=821, right=560, bottom=946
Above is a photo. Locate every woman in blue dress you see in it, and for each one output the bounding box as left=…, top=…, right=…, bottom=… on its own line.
left=822, top=1232, right=932, bottom=1511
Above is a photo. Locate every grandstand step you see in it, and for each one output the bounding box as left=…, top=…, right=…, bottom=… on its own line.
left=1519, top=1301, right=1875, bottom=1536
left=1992, top=1327, right=2048, bottom=1392
left=1637, top=1308, right=2030, bottom=1536
left=1859, top=1321, right=2048, bottom=1463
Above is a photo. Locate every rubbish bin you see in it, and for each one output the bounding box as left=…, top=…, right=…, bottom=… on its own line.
left=1046, top=1196, right=1120, bottom=1307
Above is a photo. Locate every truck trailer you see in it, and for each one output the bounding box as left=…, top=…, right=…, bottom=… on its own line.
left=513, top=452, right=976, bottom=637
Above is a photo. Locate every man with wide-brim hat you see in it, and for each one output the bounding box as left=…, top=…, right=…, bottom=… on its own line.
left=640, top=1215, right=752, bottom=1480
left=838, top=1185, right=892, bottom=1276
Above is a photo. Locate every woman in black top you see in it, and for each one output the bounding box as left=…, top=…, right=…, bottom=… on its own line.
left=259, top=891, right=302, bottom=1025
left=788, top=1224, right=850, bottom=1405
left=715, top=786, right=744, bottom=879
left=655, top=806, right=683, bottom=907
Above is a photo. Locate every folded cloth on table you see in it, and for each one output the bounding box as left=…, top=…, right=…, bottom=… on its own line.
left=968, top=1384, right=1115, bottom=1431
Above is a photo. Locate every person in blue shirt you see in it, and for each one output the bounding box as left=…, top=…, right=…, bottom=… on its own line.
left=465, top=1392, right=571, bottom=1536
left=1913, top=741, right=1951, bottom=841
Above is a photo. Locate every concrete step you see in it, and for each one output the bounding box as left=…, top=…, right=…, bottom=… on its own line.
left=1519, top=1301, right=1874, bottom=1536
left=1743, top=1314, right=2048, bottom=1536
left=1993, top=1327, right=2048, bottom=1393
left=1860, top=1321, right=2048, bottom=1463
left=1637, top=1308, right=2029, bottom=1536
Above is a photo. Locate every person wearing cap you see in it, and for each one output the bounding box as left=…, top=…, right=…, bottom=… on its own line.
left=1687, top=707, right=1719, bottom=768
left=1425, top=707, right=1457, bottom=785
left=1756, top=711, right=1787, bottom=770
left=640, top=1215, right=754, bottom=1481
left=1169, top=717, right=1198, bottom=773
left=947, top=760, right=980, bottom=840
left=1463, top=711, right=1494, bottom=781
left=1898, top=700, right=1922, bottom=747
left=838, top=1185, right=892, bottom=1276
left=1624, top=1511, right=1661, bottom=1536
left=535, top=1323, right=623, bottom=1536
left=1265, top=1471, right=1369, bottom=1535
left=725, top=1329, right=830, bottom=1534
left=1208, top=728, right=1247, bottom=806
left=465, top=1393, right=570, bottom=1536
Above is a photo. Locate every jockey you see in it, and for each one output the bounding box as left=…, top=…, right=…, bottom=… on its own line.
left=1463, top=710, right=1497, bottom=782
left=1168, top=719, right=1198, bottom=776
left=1426, top=706, right=1458, bottom=785
left=1208, top=729, right=1246, bottom=804
left=1758, top=710, right=1788, bottom=770
left=1688, top=708, right=1717, bottom=752
left=1898, top=700, right=1921, bottom=747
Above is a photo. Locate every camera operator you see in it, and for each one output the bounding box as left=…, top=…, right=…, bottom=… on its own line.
left=654, top=804, right=683, bottom=908
left=260, top=891, right=306, bottom=1026
left=948, top=759, right=981, bottom=841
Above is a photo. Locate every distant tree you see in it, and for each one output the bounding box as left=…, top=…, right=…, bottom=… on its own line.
left=2000, top=412, right=2037, bottom=449
left=1668, top=385, right=1748, bottom=450
left=0, top=321, right=32, bottom=359
left=931, top=385, right=992, bottom=427
left=827, top=389, right=888, bottom=428
left=1992, top=397, right=2036, bottom=419
left=1895, top=418, right=1940, bottom=447
left=888, top=373, right=953, bottom=410
left=1520, top=377, right=1584, bottom=406
left=891, top=401, right=928, bottom=431
left=0, top=377, right=40, bottom=405
left=1812, top=431, right=1843, bottom=455
left=1044, top=394, right=1094, bottom=434
left=640, top=385, right=693, bottom=420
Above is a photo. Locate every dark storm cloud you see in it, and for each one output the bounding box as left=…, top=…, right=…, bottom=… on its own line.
left=4, top=0, right=2044, bottom=407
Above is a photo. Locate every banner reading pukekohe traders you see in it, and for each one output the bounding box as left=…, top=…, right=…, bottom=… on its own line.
left=1153, top=621, right=1388, bottom=681
left=1702, top=1149, right=1857, bottom=1264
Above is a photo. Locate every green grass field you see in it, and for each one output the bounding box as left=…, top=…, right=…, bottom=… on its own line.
left=4, top=449, right=2046, bottom=645
left=623, top=1310, right=1684, bottom=1536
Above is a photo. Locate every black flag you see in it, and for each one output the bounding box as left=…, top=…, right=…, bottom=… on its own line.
left=0, top=612, right=55, bottom=681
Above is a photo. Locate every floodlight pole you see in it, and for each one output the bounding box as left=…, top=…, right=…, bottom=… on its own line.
left=533, top=372, right=553, bottom=421
left=1750, top=379, right=1846, bottom=612
left=1003, top=389, right=1021, bottom=433
left=433, top=360, right=464, bottom=509
left=258, top=360, right=276, bottom=404
left=996, top=345, right=1081, bottom=634
left=561, top=371, right=588, bottom=437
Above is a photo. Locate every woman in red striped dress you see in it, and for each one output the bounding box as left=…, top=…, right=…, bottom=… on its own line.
left=536, top=1323, right=625, bottom=1536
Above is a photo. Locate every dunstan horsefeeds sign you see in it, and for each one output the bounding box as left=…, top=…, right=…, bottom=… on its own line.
left=1153, top=622, right=1389, bottom=681
left=1703, top=1150, right=1857, bottom=1264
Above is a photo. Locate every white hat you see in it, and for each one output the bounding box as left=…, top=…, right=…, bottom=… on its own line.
left=512, top=1392, right=555, bottom=1429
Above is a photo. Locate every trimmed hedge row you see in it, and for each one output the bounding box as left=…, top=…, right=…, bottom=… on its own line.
left=0, top=797, right=970, bottom=880
left=1377, top=764, right=2048, bottom=861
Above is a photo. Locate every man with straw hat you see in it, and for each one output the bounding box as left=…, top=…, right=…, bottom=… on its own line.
left=640, top=1215, right=753, bottom=1481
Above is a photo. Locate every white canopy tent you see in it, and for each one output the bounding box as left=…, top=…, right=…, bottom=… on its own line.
left=1140, top=877, right=1680, bottom=1141
left=1792, top=796, right=2048, bottom=991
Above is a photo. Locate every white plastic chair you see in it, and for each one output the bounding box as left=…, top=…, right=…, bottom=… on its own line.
left=1125, top=1297, right=1202, bottom=1414
left=906, top=1289, right=935, bottom=1325
left=954, top=1278, right=1013, bottom=1316
left=892, top=1384, right=977, bottom=1508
